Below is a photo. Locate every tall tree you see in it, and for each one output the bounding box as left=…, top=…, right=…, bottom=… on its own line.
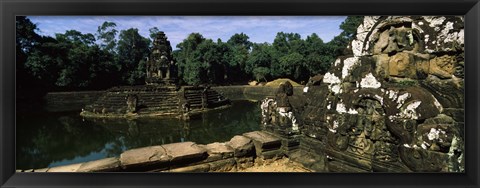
left=96, top=21, right=118, bottom=53
left=117, top=28, right=151, bottom=85
left=225, top=33, right=252, bottom=83
left=174, top=33, right=207, bottom=85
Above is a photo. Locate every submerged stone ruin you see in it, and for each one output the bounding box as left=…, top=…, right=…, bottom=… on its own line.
left=81, top=32, right=230, bottom=119
left=261, top=16, right=465, bottom=172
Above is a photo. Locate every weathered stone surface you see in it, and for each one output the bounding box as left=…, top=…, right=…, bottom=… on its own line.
left=443, top=108, right=464, bottom=122
left=202, top=142, right=234, bottom=159
left=77, top=157, right=121, bottom=172
left=48, top=163, right=83, bottom=172
left=227, top=135, right=255, bottom=157
left=388, top=52, right=416, bottom=78
left=119, top=146, right=170, bottom=170
left=243, top=131, right=282, bottom=152
left=429, top=55, right=457, bottom=79
left=208, top=158, right=236, bottom=172
left=266, top=16, right=465, bottom=172
left=235, top=157, right=255, bottom=169
left=421, top=77, right=464, bottom=108
left=260, top=149, right=284, bottom=160
left=162, top=142, right=208, bottom=163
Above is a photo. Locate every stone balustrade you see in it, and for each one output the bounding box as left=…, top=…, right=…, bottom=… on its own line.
left=19, top=131, right=292, bottom=173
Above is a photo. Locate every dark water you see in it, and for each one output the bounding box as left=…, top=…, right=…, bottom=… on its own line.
left=16, top=100, right=261, bottom=170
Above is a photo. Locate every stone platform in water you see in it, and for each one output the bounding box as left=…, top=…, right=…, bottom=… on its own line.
left=80, top=85, right=231, bottom=119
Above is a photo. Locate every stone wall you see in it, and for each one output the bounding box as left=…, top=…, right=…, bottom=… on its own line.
left=261, top=16, right=464, bottom=172
left=44, top=91, right=104, bottom=112
left=213, top=86, right=303, bottom=101
left=20, top=131, right=293, bottom=172
left=43, top=86, right=297, bottom=112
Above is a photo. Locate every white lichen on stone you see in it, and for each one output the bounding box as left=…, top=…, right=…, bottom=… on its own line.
left=351, top=39, right=363, bottom=57
left=277, top=108, right=299, bottom=132
left=374, top=94, right=384, bottom=105
left=360, top=73, right=381, bottom=88
left=329, top=84, right=342, bottom=95
left=425, top=16, right=446, bottom=28
left=388, top=115, right=395, bottom=122
left=336, top=102, right=347, bottom=113
left=424, top=34, right=429, bottom=44
left=342, top=57, right=359, bottom=79
left=323, top=72, right=341, bottom=84
left=432, top=96, right=443, bottom=112
left=303, top=86, right=309, bottom=93
left=334, top=58, right=341, bottom=67
left=398, top=101, right=422, bottom=119
left=427, top=128, right=446, bottom=141
left=396, top=93, right=411, bottom=108
left=324, top=72, right=342, bottom=94
left=387, top=90, right=399, bottom=100
left=347, top=108, right=358, bottom=114
left=261, top=98, right=275, bottom=117
left=329, top=120, right=339, bottom=133
left=447, top=135, right=464, bottom=172
left=421, top=141, right=430, bottom=150
left=457, top=29, right=464, bottom=46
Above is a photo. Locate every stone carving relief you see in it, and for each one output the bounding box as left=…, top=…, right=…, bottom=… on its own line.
left=263, top=16, right=465, bottom=172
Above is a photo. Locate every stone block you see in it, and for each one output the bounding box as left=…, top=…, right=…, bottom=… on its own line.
left=48, top=163, right=83, bottom=172
left=388, top=52, right=416, bottom=78
left=261, top=149, right=284, bottom=160
left=119, top=146, right=170, bottom=170
left=162, top=142, right=208, bottom=164
left=235, top=157, right=255, bottom=169
left=243, top=131, right=282, bottom=154
left=227, top=135, right=255, bottom=157
left=203, top=142, right=234, bottom=159
left=208, top=158, right=236, bottom=172
left=77, top=157, right=121, bottom=172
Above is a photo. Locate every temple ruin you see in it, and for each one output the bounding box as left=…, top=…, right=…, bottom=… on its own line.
left=80, top=32, right=231, bottom=119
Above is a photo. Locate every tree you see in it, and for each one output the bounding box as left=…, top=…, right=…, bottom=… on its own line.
left=149, top=27, right=160, bottom=39
left=16, top=16, right=45, bottom=100
left=224, top=33, right=252, bottom=83
left=245, top=43, right=275, bottom=81
left=175, top=33, right=207, bottom=85
left=117, top=28, right=150, bottom=85
left=96, top=21, right=118, bottom=53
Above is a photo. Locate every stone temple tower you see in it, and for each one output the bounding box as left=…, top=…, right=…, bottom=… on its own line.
left=146, top=31, right=177, bottom=85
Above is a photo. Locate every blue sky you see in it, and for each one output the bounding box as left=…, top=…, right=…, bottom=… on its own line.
left=27, top=16, right=347, bottom=49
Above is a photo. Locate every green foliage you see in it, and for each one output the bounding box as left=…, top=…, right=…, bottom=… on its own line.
left=96, top=21, right=118, bottom=53
left=17, top=16, right=361, bottom=94
left=395, top=79, right=418, bottom=87
left=117, top=28, right=151, bottom=85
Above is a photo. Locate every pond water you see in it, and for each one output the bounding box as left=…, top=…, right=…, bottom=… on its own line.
left=16, top=100, right=261, bottom=170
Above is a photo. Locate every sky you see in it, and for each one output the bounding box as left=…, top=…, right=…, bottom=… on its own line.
left=27, top=16, right=347, bottom=49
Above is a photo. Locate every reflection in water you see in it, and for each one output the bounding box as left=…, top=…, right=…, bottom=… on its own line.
left=16, top=100, right=261, bottom=170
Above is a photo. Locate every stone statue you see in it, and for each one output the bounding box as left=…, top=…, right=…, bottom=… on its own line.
left=125, top=94, right=138, bottom=113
